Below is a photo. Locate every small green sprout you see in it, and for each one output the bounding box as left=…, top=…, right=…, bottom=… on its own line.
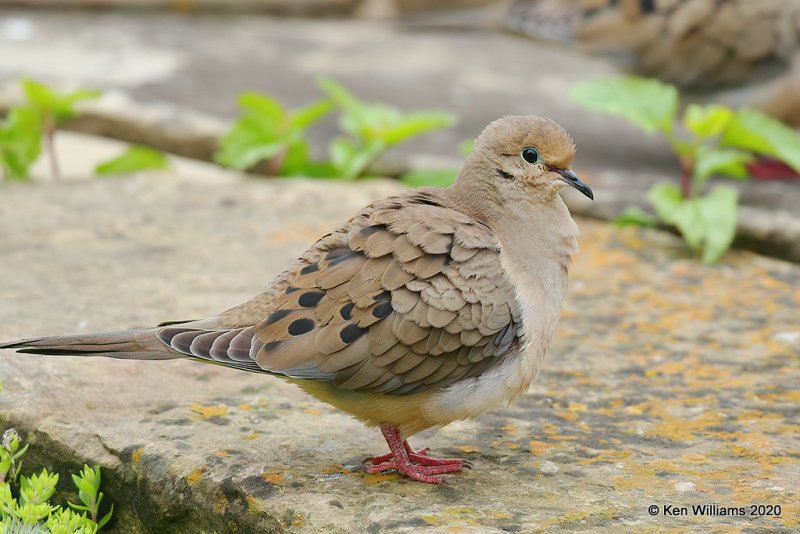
left=319, top=77, right=455, bottom=180
left=215, top=91, right=333, bottom=175
left=68, top=465, right=113, bottom=528
left=95, top=145, right=170, bottom=176
left=21, top=79, right=101, bottom=180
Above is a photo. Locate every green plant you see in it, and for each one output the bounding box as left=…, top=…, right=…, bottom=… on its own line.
left=95, top=145, right=169, bottom=176
left=0, top=429, right=113, bottom=533
left=571, top=76, right=800, bottom=264
left=319, top=77, right=455, bottom=180
left=21, top=80, right=101, bottom=180
left=215, top=92, right=334, bottom=176
left=216, top=81, right=456, bottom=180
left=0, top=106, right=41, bottom=181
left=67, top=466, right=112, bottom=528
left=1, top=429, right=29, bottom=484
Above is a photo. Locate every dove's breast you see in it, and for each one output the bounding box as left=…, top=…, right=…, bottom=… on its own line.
left=422, top=199, right=578, bottom=426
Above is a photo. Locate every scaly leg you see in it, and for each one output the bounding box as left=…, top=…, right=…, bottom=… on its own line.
left=364, top=424, right=471, bottom=483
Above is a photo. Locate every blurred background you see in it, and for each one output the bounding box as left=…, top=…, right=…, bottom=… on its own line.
left=1, top=0, right=798, bottom=262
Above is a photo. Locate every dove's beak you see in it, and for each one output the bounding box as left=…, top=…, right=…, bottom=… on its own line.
left=556, top=169, right=594, bottom=200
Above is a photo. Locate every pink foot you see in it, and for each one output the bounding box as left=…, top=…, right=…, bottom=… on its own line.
left=364, top=425, right=471, bottom=484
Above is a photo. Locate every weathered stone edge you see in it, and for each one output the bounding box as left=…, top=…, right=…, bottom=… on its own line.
left=0, top=413, right=288, bottom=534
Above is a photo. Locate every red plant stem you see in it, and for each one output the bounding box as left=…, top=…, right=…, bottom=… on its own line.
left=45, top=121, right=60, bottom=180
left=680, top=165, right=692, bottom=199
left=267, top=149, right=286, bottom=176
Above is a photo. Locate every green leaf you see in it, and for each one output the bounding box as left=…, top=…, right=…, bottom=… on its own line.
left=458, top=139, right=474, bottom=156
left=693, top=145, right=753, bottom=187
left=95, top=146, right=169, bottom=176
left=19, top=470, right=58, bottom=506
left=647, top=181, right=739, bottom=263
left=648, top=181, right=704, bottom=250
left=613, top=206, right=658, bottom=228
left=383, top=112, right=455, bottom=145
left=22, top=79, right=101, bottom=122
left=97, top=503, right=114, bottom=528
left=289, top=100, right=333, bottom=129
left=217, top=92, right=328, bottom=173
left=317, top=77, right=363, bottom=117
left=684, top=104, right=733, bottom=139
left=400, top=168, right=458, bottom=188
left=329, top=137, right=385, bottom=180
left=237, top=92, right=284, bottom=122
left=570, top=76, right=678, bottom=134
left=215, top=120, right=285, bottom=170
left=647, top=182, right=683, bottom=224
left=721, top=107, right=800, bottom=172
left=0, top=106, right=42, bottom=180
left=320, top=77, right=454, bottom=179
left=696, top=185, right=738, bottom=264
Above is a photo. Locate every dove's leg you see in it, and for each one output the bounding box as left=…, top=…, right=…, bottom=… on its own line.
left=365, top=425, right=469, bottom=483
left=369, top=445, right=467, bottom=467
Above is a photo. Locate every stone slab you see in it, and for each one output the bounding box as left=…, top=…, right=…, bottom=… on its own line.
left=1, top=168, right=798, bottom=532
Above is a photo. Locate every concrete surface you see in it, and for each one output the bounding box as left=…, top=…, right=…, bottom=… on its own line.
left=1, top=160, right=798, bottom=532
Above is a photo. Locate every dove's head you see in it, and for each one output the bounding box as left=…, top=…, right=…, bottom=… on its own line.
left=453, top=116, right=592, bottom=219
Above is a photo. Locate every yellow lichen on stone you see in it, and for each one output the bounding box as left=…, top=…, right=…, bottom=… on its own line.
left=245, top=495, right=261, bottom=513
left=214, top=494, right=229, bottom=515
left=420, top=507, right=480, bottom=527
left=187, top=465, right=206, bottom=486
left=529, top=440, right=554, bottom=456
left=131, top=447, right=143, bottom=464
left=191, top=404, right=228, bottom=419
left=261, top=470, right=285, bottom=485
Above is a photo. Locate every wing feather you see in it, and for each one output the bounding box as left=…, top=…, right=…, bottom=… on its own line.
left=156, top=189, right=522, bottom=394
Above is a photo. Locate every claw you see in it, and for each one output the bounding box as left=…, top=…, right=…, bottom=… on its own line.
left=364, top=425, right=471, bottom=484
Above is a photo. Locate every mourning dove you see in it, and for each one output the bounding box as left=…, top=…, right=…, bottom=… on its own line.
left=507, top=0, right=800, bottom=126
left=0, top=116, right=593, bottom=484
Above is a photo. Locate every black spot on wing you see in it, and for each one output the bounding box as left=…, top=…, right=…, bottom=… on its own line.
left=325, top=248, right=351, bottom=261
left=301, top=263, right=319, bottom=275
left=329, top=251, right=359, bottom=267
left=357, top=225, right=383, bottom=238
left=288, top=318, right=315, bottom=336
left=267, top=309, right=291, bottom=324
left=298, top=291, right=324, bottom=308
left=340, top=303, right=354, bottom=320
left=372, top=301, right=392, bottom=319
left=340, top=324, right=366, bottom=343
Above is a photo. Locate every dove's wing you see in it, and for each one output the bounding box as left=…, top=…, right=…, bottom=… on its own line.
left=157, top=189, right=522, bottom=395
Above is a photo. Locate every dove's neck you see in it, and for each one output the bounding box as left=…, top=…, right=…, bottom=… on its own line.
left=493, top=194, right=579, bottom=307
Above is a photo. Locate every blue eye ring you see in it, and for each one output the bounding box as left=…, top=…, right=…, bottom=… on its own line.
left=521, top=147, right=540, bottom=164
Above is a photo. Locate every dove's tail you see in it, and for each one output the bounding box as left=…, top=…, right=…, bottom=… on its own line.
left=0, top=329, right=180, bottom=360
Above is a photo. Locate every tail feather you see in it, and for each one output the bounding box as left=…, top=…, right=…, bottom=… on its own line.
left=0, top=329, right=180, bottom=360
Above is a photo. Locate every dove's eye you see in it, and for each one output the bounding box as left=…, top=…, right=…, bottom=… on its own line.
left=521, top=147, right=540, bottom=164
